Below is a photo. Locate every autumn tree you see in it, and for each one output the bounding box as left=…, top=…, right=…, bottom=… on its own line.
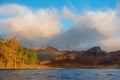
left=0, top=37, right=38, bottom=69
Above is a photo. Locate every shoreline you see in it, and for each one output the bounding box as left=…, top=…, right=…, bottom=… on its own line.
left=0, top=64, right=120, bottom=69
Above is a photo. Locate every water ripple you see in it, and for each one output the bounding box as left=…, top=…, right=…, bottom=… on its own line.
left=0, top=69, right=120, bottom=80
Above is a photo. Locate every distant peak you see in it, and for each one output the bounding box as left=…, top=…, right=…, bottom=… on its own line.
left=88, top=46, right=101, bottom=51
left=45, top=46, right=58, bottom=51
left=86, top=46, right=107, bottom=55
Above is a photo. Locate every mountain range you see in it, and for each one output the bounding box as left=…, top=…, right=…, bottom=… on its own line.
left=31, top=46, right=120, bottom=68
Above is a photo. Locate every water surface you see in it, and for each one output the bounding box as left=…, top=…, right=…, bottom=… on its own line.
left=0, top=69, right=120, bottom=80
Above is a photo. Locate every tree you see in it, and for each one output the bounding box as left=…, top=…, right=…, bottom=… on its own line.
left=0, top=37, right=38, bottom=68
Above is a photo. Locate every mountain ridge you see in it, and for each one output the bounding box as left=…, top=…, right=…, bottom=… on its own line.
left=34, top=46, right=120, bottom=68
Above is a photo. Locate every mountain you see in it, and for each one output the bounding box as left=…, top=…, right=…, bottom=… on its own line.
left=52, top=46, right=107, bottom=61
left=28, top=46, right=120, bottom=68
left=86, top=46, right=107, bottom=56
left=35, top=47, right=63, bottom=61
left=42, top=46, right=120, bottom=68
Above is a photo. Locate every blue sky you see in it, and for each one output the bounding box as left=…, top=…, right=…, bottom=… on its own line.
left=0, top=0, right=118, bottom=10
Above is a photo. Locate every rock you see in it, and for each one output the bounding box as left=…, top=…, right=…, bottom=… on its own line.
left=86, top=46, right=107, bottom=56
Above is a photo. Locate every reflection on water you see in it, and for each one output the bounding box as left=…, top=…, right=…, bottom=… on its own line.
left=0, top=69, right=120, bottom=80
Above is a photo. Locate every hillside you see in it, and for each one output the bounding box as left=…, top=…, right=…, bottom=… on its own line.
left=42, top=46, right=120, bottom=68
left=35, top=47, right=63, bottom=61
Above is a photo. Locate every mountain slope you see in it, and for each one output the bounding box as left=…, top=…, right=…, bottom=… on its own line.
left=44, top=46, right=120, bottom=68
left=36, top=47, right=63, bottom=61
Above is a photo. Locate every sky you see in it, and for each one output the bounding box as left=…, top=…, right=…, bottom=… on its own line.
left=0, top=0, right=120, bottom=51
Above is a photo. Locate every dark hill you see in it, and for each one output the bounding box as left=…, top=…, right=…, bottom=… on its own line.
left=42, top=46, right=120, bottom=68
left=86, top=46, right=107, bottom=56
left=36, top=47, right=63, bottom=61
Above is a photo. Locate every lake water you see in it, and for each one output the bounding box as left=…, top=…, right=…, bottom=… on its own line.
left=0, top=69, right=120, bottom=80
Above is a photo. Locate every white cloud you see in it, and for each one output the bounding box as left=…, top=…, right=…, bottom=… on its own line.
left=0, top=4, right=120, bottom=51
left=75, top=10, right=118, bottom=38
left=0, top=4, right=30, bottom=16
left=61, top=7, right=77, bottom=20
left=56, top=8, right=120, bottom=51
left=0, top=4, right=61, bottom=40
left=100, top=37, right=120, bottom=51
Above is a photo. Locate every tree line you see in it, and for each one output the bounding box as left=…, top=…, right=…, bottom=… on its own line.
left=0, top=37, right=38, bottom=69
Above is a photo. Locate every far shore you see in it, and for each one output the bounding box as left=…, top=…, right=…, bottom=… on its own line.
left=0, top=64, right=120, bottom=69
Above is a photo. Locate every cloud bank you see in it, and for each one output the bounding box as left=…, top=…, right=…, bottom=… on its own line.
left=0, top=4, right=120, bottom=51
left=0, top=4, right=61, bottom=40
